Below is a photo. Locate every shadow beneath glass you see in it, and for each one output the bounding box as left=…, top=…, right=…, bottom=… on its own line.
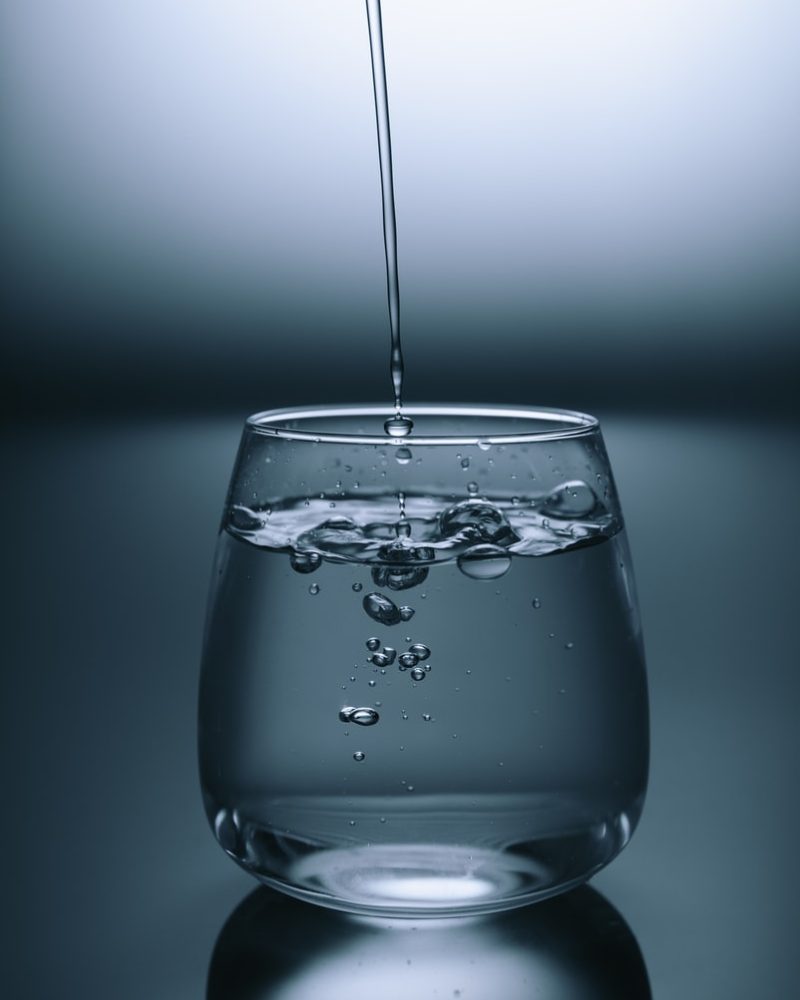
left=207, top=885, right=650, bottom=999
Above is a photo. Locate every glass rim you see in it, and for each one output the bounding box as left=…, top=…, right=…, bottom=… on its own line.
left=245, top=404, right=599, bottom=445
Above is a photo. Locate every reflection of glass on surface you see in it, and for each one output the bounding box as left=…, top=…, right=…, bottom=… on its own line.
left=206, top=885, right=651, bottom=1000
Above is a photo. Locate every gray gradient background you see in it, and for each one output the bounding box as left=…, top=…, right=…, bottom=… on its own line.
left=1, top=2, right=798, bottom=998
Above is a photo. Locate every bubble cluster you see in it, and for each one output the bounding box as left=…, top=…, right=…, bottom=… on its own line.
left=440, top=499, right=516, bottom=545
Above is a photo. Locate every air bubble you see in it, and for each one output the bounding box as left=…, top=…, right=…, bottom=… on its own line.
left=410, top=666, right=426, bottom=681
left=290, top=551, right=322, bottom=574
left=385, top=415, right=414, bottom=437
left=308, top=583, right=320, bottom=595
left=542, top=480, right=598, bottom=518
left=339, top=706, right=356, bottom=722
left=408, top=643, right=431, bottom=660
left=395, top=447, right=412, bottom=465
left=351, top=707, right=380, bottom=726
left=371, top=653, right=390, bottom=666
left=368, top=679, right=377, bottom=687
left=352, top=582, right=363, bottom=592
left=353, top=751, right=365, bottom=762
left=478, top=440, right=492, bottom=451
left=460, top=457, right=471, bottom=470
left=399, top=652, right=419, bottom=669
left=457, top=544, right=512, bottom=580
left=366, top=637, right=381, bottom=651
left=467, top=482, right=479, bottom=495
left=363, top=592, right=402, bottom=625
left=382, top=647, right=397, bottom=664
left=422, top=713, right=432, bottom=722
left=532, top=597, right=541, bottom=609
left=399, top=606, right=415, bottom=621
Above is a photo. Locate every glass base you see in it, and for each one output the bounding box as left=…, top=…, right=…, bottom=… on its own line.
left=254, top=842, right=595, bottom=917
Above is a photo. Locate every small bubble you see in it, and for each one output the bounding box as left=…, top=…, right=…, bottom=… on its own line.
left=370, top=653, right=390, bottom=667
left=399, top=605, right=415, bottom=621
left=363, top=592, right=402, bottom=626
left=477, top=440, right=491, bottom=451
left=366, top=637, right=381, bottom=651
left=349, top=820, right=357, bottom=826
left=559, top=688, right=566, bottom=695
left=399, top=652, right=419, bottom=669
left=382, top=646, right=397, bottom=664
left=353, top=751, right=366, bottom=762
left=339, top=706, right=356, bottom=722
left=409, top=643, right=431, bottom=660
left=290, top=551, right=322, bottom=574
left=352, top=582, right=363, bottom=592
left=460, top=457, right=471, bottom=470
left=422, top=713, right=432, bottom=721
left=308, top=583, right=320, bottom=595
left=410, top=666, right=426, bottom=681
left=457, top=544, right=512, bottom=580
left=467, top=481, right=479, bottom=495
left=368, top=679, right=377, bottom=687
left=385, top=415, right=414, bottom=437
left=532, top=597, right=541, bottom=609
left=395, top=446, right=412, bottom=465
left=401, top=710, right=408, bottom=720
left=564, top=642, right=574, bottom=650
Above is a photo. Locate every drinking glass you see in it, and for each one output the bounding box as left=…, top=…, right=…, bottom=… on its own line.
left=199, top=404, right=648, bottom=917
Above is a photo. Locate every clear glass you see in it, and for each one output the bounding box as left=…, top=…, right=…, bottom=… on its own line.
left=199, top=405, right=648, bottom=917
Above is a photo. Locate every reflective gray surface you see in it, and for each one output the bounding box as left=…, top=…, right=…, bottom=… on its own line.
left=2, top=415, right=798, bottom=998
